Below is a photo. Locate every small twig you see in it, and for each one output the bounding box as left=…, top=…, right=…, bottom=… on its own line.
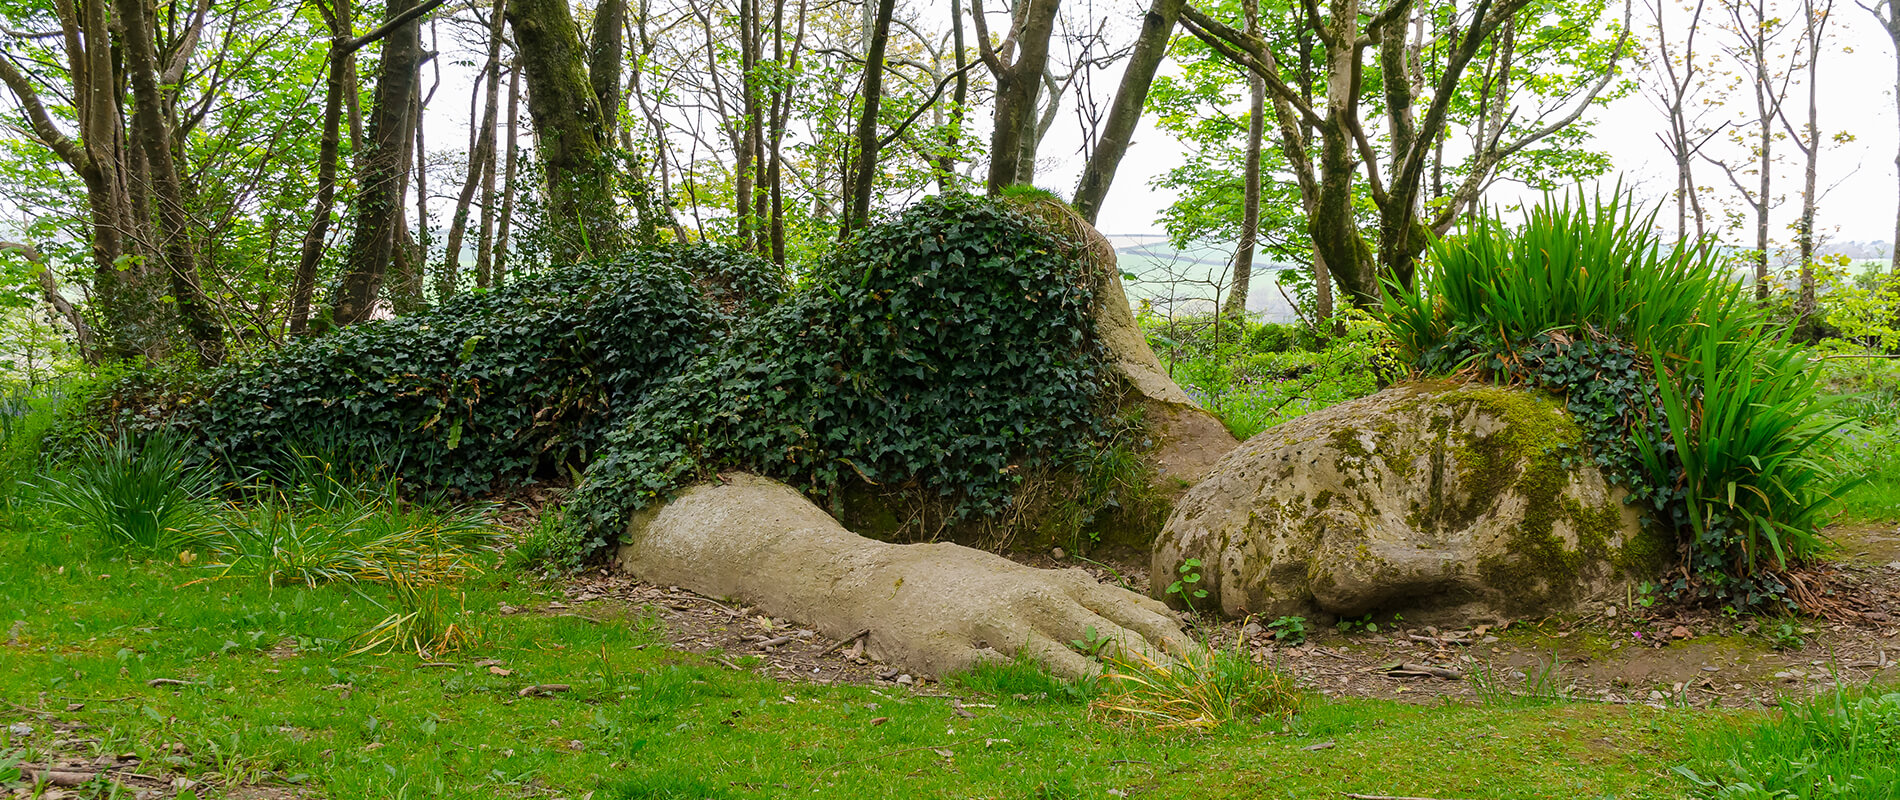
left=2, top=700, right=55, bottom=717
left=146, top=678, right=195, bottom=688
left=416, top=662, right=458, bottom=669
left=1385, top=663, right=1464, bottom=680
left=554, top=613, right=603, bottom=625
left=665, top=594, right=740, bottom=616
left=516, top=684, right=571, bottom=697
left=755, top=635, right=796, bottom=649
left=20, top=765, right=163, bottom=787
left=817, top=629, right=871, bottom=656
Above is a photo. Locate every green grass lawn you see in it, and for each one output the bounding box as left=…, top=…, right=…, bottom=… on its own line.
left=0, top=506, right=1748, bottom=799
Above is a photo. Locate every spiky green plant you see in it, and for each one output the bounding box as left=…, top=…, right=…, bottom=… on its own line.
left=1381, top=190, right=1854, bottom=602
left=36, top=432, right=217, bottom=550
left=199, top=491, right=500, bottom=588
left=1386, top=191, right=1736, bottom=367
left=1638, top=337, right=1857, bottom=578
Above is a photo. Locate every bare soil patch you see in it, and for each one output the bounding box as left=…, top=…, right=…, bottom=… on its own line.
left=581, top=526, right=1900, bottom=707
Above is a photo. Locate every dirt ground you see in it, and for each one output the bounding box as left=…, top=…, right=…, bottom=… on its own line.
left=573, top=524, right=1900, bottom=709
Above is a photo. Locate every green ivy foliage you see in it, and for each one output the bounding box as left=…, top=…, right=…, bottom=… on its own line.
left=561, top=193, right=1113, bottom=563
left=64, top=245, right=781, bottom=495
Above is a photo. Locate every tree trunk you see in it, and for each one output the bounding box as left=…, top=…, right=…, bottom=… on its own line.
left=290, top=0, right=355, bottom=335
left=979, top=0, right=1063, bottom=193
left=326, top=0, right=426, bottom=327
left=1874, top=0, right=1900, bottom=274
left=115, top=0, right=225, bottom=365
left=588, top=0, right=625, bottom=142
left=1072, top=0, right=1183, bottom=223
left=937, top=0, right=971, bottom=193
left=443, top=1, right=507, bottom=300
left=1790, top=0, right=1830, bottom=335
left=845, top=0, right=898, bottom=233
left=494, top=62, right=523, bottom=285
left=507, top=0, right=624, bottom=260
left=1224, top=0, right=1264, bottom=321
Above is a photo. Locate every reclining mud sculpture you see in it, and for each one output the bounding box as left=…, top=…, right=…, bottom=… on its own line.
left=600, top=195, right=1232, bottom=678
left=132, top=192, right=1660, bottom=681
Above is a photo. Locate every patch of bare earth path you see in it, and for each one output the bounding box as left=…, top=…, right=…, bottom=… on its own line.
left=578, top=526, right=1900, bottom=706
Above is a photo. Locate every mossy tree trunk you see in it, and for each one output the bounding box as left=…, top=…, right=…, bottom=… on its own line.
left=326, top=0, right=427, bottom=328
left=507, top=0, right=628, bottom=261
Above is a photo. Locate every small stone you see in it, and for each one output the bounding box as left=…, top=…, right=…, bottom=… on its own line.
left=1606, top=605, right=1618, bottom=618
left=1241, top=621, right=1265, bottom=638
left=1051, top=547, right=1066, bottom=560
left=895, top=674, right=915, bottom=685
left=7, top=722, right=31, bottom=737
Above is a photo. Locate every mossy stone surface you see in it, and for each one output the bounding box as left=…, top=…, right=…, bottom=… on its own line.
left=1152, top=382, right=1663, bottom=625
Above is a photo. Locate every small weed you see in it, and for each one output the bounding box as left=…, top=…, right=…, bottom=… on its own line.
left=1336, top=614, right=1381, bottom=634
left=1764, top=619, right=1811, bottom=651
left=1470, top=653, right=1569, bottom=707
left=1166, top=558, right=1208, bottom=612
left=1265, top=615, right=1308, bottom=645
left=1069, top=625, right=1113, bottom=660
left=508, top=504, right=569, bottom=573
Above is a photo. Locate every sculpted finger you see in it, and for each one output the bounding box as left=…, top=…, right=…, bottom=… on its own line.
left=1016, top=632, right=1101, bottom=680
left=1031, top=597, right=1172, bottom=667
left=1059, top=576, right=1191, bottom=656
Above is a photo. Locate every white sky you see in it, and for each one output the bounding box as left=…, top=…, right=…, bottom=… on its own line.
left=1040, top=3, right=1900, bottom=246
left=391, top=0, right=1900, bottom=254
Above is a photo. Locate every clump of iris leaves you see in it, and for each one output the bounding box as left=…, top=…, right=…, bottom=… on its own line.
left=1381, top=191, right=1857, bottom=612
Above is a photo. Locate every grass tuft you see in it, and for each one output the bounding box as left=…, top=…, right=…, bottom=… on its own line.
left=1089, top=639, right=1299, bottom=729
left=33, top=431, right=216, bottom=551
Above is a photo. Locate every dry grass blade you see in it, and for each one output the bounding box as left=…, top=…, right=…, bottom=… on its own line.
left=1089, top=636, right=1298, bottom=730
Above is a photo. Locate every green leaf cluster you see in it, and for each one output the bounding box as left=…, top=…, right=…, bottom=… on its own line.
left=61, top=245, right=782, bottom=495
left=1382, top=191, right=1853, bottom=611
left=561, top=193, right=1113, bottom=563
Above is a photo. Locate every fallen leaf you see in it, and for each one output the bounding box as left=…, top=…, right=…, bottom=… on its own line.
left=488, top=666, right=512, bottom=676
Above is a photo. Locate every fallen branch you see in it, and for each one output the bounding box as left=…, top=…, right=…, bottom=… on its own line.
left=20, top=765, right=163, bottom=788
left=1385, top=663, right=1463, bottom=680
